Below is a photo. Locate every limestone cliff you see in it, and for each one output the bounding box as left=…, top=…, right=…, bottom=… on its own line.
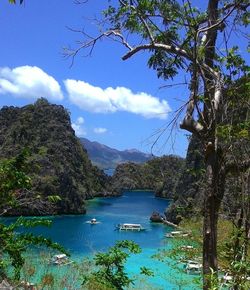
left=165, top=78, right=250, bottom=223
left=110, top=155, right=185, bottom=198
left=165, top=136, right=204, bottom=223
left=0, top=98, right=110, bottom=215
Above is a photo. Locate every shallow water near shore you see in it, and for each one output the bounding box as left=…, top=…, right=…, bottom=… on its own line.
left=6, top=191, right=201, bottom=289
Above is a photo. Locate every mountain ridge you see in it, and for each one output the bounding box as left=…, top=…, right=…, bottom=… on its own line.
left=80, top=137, right=153, bottom=169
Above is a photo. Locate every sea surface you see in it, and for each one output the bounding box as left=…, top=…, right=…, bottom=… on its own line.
left=5, top=191, right=201, bottom=289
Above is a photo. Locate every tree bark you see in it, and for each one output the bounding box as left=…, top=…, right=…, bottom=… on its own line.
left=203, top=142, right=225, bottom=289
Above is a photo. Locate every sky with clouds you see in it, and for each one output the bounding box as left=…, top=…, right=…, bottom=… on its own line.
left=0, top=0, right=224, bottom=157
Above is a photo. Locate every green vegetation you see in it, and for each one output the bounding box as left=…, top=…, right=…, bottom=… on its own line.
left=153, top=217, right=250, bottom=289
left=82, top=240, right=153, bottom=290
left=4, top=1, right=250, bottom=288
left=8, top=0, right=24, bottom=4
left=0, top=240, right=155, bottom=289
left=0, top=217, right=66, bottom=281
left=0, top=98, right=110, bottom=215
left=67, top=1, right=249, bottom=287
left=111, top=155, right=184, bottom=198
left=0, top=151, right=66, bottom=282
left=0, top=149, right=31, bottom=212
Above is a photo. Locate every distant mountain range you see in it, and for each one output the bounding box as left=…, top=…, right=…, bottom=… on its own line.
left=80, top=138, right=153, bottom=169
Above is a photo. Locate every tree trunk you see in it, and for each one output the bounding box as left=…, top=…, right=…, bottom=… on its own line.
left=203, top=143, right=225, bottom=289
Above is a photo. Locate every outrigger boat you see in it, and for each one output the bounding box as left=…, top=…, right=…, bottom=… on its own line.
left=116, top=223, right=145, bottom=231
left=184, top=260, right=202, bottom=274
left=86, top=218, right=100, bottom=225
left=180, top=245, right=194, bottom=250
left=50, top=254, right=73, bottom=266
left=165, top=230, right=190, bottom=238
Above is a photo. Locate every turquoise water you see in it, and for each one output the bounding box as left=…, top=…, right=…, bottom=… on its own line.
left=24, top=191, right=170, bottom=253
left=5, top=191, right=201, bottom=289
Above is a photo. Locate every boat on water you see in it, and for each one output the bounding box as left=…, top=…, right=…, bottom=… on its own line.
left=220, top=273, right=250, bottom=288
left=180, top=245, right=194, bottom=250
left=165, top=230, right=190, bottom=238
left=116, top=223, right=145, bottom=231
left=50, top=254, right=72, bottom=266
left=184, top=260, right=202, bottom=274
left=86, top=218, right=100, bottom=225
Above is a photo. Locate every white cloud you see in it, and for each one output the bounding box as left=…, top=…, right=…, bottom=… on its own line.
left=72, top=123, right=86, bottom=137
left=94, top=127, right=107, bottom=134
left=76, top=116, right=84, bottom=124
left=72, top=116, right=86, bottom=137
left=64, top=79, right=170, bottom=119
left=0, top=66, right=63, bottom=101
left=64, top=79, right=115, bottom=113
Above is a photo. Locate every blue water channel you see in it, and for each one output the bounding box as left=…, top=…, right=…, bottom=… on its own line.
left=4, top=191, right=201, bottom=289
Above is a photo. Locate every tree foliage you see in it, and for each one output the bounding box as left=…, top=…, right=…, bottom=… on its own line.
left=0, top=151, right=67, bottom=282
left=111, top=155, right=184, bottom=197
left=0, top=217, right=66, bottom=280
left=0, top=99, right=110, bottom=215
left=0, top=148, right=62, bottom=216
left=82, top=240, right=153, bottom=290
left=8, top=0, right=24, bottom=4
left=66, top=1, right=250, bottom=288
left=0, top=149, right=31, bottom=213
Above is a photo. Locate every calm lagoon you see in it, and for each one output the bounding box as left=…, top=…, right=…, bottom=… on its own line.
left=7, top=191, right=201, bottom=289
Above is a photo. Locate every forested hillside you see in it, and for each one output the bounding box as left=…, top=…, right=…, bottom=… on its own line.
left=111, top=155, right=185, bottom=198
left=0, top=98, right=110, bottom=215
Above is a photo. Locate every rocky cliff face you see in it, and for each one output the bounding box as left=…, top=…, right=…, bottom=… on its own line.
left=165, top=79, right=250, bottom=223
left=110, top=155, right=185, bottom=198
left=165, top=136, right=204, bottom=223
left=0, top=98, right=110, bottom=215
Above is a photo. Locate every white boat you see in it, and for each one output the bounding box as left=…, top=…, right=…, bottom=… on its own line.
left=116, top=223, right=145, bottom=231
left=86, top=218, right=100, bottom=225
left=184, top=260, right=202, bottom=274
left=50, top=254, right=72, bottom=266
left=180, top=245, right=194, bottom=250
left=51, top=254, right=67, bottom=265
left=219, top=273, right=250, bottom=288
left=165, top=231, right=190, bottom=238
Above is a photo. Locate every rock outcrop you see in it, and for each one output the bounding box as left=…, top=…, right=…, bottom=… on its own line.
left=165, top=78, right=250, bottom=223
left=110, top=155, right=185, bottom=198
left=164, top=136, right=204, bottom=223
left=0, top=98, right=110, bottom=215
left=150, top=211, right=164, bottom=223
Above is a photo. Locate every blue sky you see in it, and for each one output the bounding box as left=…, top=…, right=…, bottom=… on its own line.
left=0, top=1, right=248, bottom=157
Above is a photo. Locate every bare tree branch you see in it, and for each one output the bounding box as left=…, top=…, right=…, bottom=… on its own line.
left=122, top=43, right=192, bottom=60
left=0, top=189, right=57, bottom=216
